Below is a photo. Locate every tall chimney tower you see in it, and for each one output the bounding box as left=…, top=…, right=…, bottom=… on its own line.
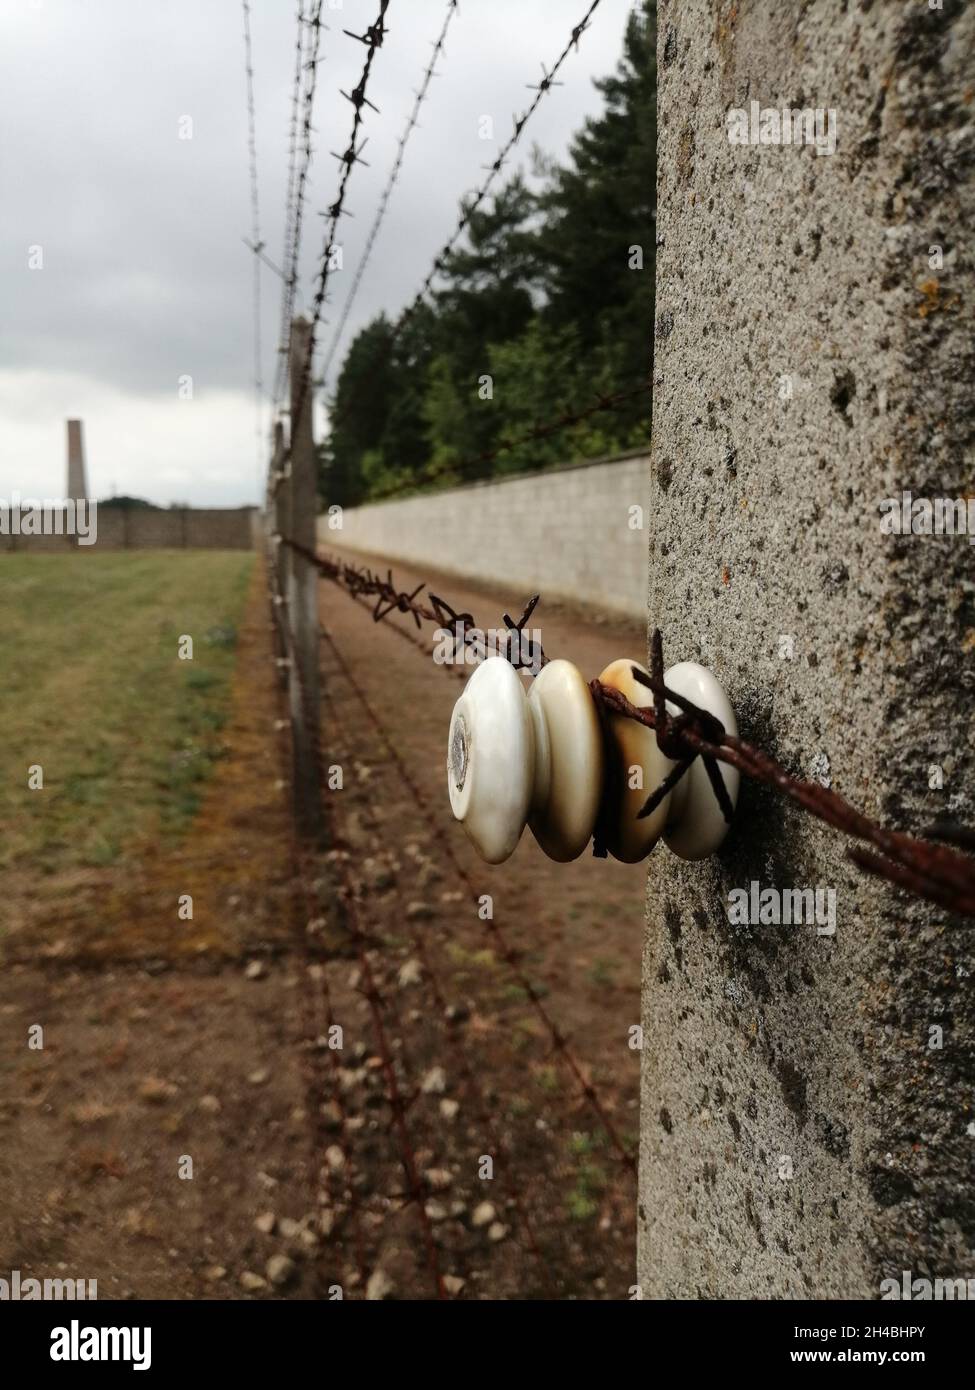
left=66, top=419, right=88, bottom=498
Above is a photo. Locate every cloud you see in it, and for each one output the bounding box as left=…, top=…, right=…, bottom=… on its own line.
left=0, top=0, right=636, bottom=505
left=0, top=368, right=264, bottom=506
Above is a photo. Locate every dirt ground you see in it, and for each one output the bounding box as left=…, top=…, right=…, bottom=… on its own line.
left=0, top=550, right=650, bottom=1299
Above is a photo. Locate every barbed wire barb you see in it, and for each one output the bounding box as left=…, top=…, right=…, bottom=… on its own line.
left=288, top=542, right=975, bottom=919
left=329, top=0, right=606, bottom=432
left=318, top=0, right=461, bottom=392
left=241, top=0, right=265, bottom=493
left=276, top=0, right=393, bottom=501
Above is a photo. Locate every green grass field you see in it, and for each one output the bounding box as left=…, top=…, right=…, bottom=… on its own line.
left=0, top=551, right=255, bottom=874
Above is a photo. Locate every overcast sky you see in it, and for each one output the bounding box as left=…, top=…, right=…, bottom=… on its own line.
left=0, top=0, right=635, bottom=506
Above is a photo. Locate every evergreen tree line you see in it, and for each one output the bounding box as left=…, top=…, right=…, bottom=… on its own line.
left=319, top=1, right=656, bottom=506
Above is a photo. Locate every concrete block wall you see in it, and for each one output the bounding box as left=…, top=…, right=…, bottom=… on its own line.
left=0, top=506, right=257, bottom=552
left=319, top=451, right=651, bottom=621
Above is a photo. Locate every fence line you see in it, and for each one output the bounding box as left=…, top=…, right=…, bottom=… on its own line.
left=265, top=560, right=371, bottom=1293
left=268, top=541, right=446, bottom=1297
left=321, top=620, right=638, bottom=1171
left=240, top=0, right=265, bottom=490
left=322, top=664, right=559, bottom=1292
left=290, top=540, right=975, bottom=921
left=281, top=0, right=392, bottom=475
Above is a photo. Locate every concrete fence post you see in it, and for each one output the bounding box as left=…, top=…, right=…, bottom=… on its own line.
left=286, top=316, right=323, bottom=841
left=640, top=1, right=974, bottom=1297
left=269, top=419, right=289, bottom=685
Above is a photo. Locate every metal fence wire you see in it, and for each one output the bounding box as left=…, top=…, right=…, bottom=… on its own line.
left=248, top=0, right=975, bottom=1304
left=282, top=540, right=975, bottom=921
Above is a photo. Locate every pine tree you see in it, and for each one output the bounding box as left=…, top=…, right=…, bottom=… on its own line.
left=534, top=0, right=656, bottom=432
left=320, top=1, right=656, bottom=502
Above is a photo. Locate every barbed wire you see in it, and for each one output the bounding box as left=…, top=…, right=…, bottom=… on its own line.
left=283, top=1, right=306, bottom=247
left=281, top=0, right=393, bottom=496
left=275, top=536, right=639, bottom=1245
left=267, top=542, right=445, bottom=1297
left=592, top=640, right=975, bottom=918
left=270, top=0, right=308, bottom=416
left=322, top=641, right=559, bottom=1294
left=271, top=1, right=329, bottom=422
left=321, top=619, right=638, bottom=1175
left=241, top=0, right=265, bottom=494
left=282, top=536, right=547, bottom=670
left=297, top=542, right=975, bottom=920
left=328, top=0, right=605, bottom=434
left=318, top=0, right=460, bottom=395
left=400, top=0, right=604, bottom=324
left=264, top=566, right=371, bottom=1293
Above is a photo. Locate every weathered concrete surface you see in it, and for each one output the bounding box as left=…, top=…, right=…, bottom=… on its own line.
left=641, top=1, right=975, bottom=1297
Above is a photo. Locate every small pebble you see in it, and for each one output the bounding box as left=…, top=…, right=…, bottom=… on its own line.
left=472, top=1202, right=496, bottom=1228
left=366, top=1269, right=395, bottom=1301
left=398, top=959, right=423, bottom=987
left=266, top=1254, right=297, bottom=1289
left=425, top=1168, right=453, bottom=1190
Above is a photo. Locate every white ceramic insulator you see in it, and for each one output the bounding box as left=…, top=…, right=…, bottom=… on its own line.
left=447, top=653, right=738, bottom=867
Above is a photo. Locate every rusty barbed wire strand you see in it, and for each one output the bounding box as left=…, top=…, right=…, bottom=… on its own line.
left=241, top=0, right=265, bottom=493
left=370, top=382, right=650, bottom=501
left=268, top=549, right=446, bottom=1297
left=590, top=629, right=975, bottom=919
left=277, top=0, right=393, bottom=501
left=399, top=0, right=603, bottom=319
left=280, top=537, right=636, bottom=1280
left=328, top=0, right=605, bottom=437
left=318, top=0, right=460, bottom=394
left=280, top=535, right=548, bottom=670
left=271, top=1, right=328, bottom=423
left=298, top=542, right=975, bottom=919
left=270, top=0, right=309, bottom=416
left=268, top=543, right=447, bottom=1297
left=282, top=1, right=306, bottom=258
left=323, top=644, right=561, bottom=1293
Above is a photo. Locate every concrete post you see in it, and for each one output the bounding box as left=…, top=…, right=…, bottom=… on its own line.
left=270, top=420, right=290, bottom=687
left=640, top=1, right=974, bottom=1297
left=286, top=317, right=323, bottom=840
